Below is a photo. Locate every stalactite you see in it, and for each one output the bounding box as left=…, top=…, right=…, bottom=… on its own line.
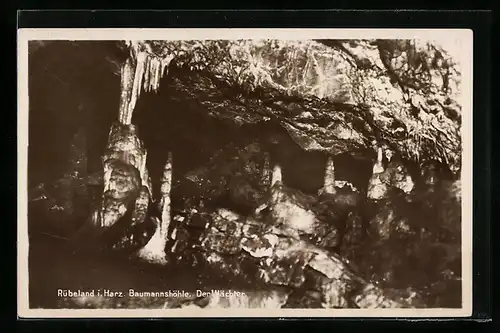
left=146, top=56, right=155, bottom=92
left=118, top=57, right=134, bottom=124
left=124, top=52, right=147, bottom=125
left=144, top=53, right=175, bottom=93
left=118, top=45, right=176, bottom=125
left=323, top=156, right=336, bottom=195
left=142, top=55, right=151, bottom=93
left=161, top=55, right=174, bottom=83
left=137, top=152, right=172, bottom=264
left=152, top=57, right=161, bottom=93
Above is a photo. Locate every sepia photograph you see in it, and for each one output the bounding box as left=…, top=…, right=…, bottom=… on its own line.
left=17, top=29, right=473, bottom=318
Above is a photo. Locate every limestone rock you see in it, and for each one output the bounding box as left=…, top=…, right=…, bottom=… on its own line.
left=123, top=38, right=461, bottom=173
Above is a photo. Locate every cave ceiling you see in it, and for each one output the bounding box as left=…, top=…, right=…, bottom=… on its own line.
left=30, top=38, right=463, bottom=175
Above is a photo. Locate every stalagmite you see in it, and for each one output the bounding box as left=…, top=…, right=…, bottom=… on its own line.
left=137, top=152, right=173, bottom=264
left=268, top=163, right=317, bottom=235
left=373, top=146, right=385, bottom=174
left=367, top=145, right=388, bottom=200
left=102, top=162, right=113, bottom=193
left=271, top=164, right=282, bottom=187
left=160, top=152, right=173, bottom=227
left=386, top=154, right=415, bottom=194
left=270, top=164, right=283, bottom=204
left=383, top=145, right=394, bottom=163
left=99, top=159, right=141, bottom=228
left=98, top=123, right=146, bottom=228
left=323, top=156, right=336, bottom=195
left=261, top=152, right=271, bottom=188
left=96, top=44, right=171, bottom=247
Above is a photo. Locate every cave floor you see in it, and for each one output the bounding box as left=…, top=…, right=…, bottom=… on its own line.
left=27, top=228, right=254, bottom=309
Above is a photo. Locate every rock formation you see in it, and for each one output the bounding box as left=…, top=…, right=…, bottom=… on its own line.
left=27, top=38, right=463, bottom=309
left=137, top=152, right=173, bottom=264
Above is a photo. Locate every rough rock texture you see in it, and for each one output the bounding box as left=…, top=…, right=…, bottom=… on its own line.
left=61, top=121, right=159, bottom=255
left=28, top=128, right=99, bottom=235
left=124, top=39, right=461, bottom=173
left=171, top=207, right=419, bottom=308
left=347, top=160, right=461, bottom=306
left=163, top=66, right=374, bottom=158
left=182, top=142, right=271, bottom=213
left=318, top=39, right=462, bottom=173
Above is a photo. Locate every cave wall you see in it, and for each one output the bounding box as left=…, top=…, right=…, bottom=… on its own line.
left=28, top=41, right=122, bottom=187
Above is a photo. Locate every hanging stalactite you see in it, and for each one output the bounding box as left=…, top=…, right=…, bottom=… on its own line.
left=118, top=41, right=176, bottom=125
left=118, top=57, right=134, bottom=125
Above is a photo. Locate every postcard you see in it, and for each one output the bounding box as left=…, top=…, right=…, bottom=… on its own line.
left=17, top=28, right=473, bottom=318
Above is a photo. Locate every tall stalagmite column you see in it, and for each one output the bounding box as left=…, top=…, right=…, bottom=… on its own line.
left=96, top=46, right=153, bottom=232
left=137, top=152, right=172, bottom=264
left=160, top=152, right=173, bottom=230
left=96, top=42, right=177, bottom=255
left=373, top=146, right=385, bottom=174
